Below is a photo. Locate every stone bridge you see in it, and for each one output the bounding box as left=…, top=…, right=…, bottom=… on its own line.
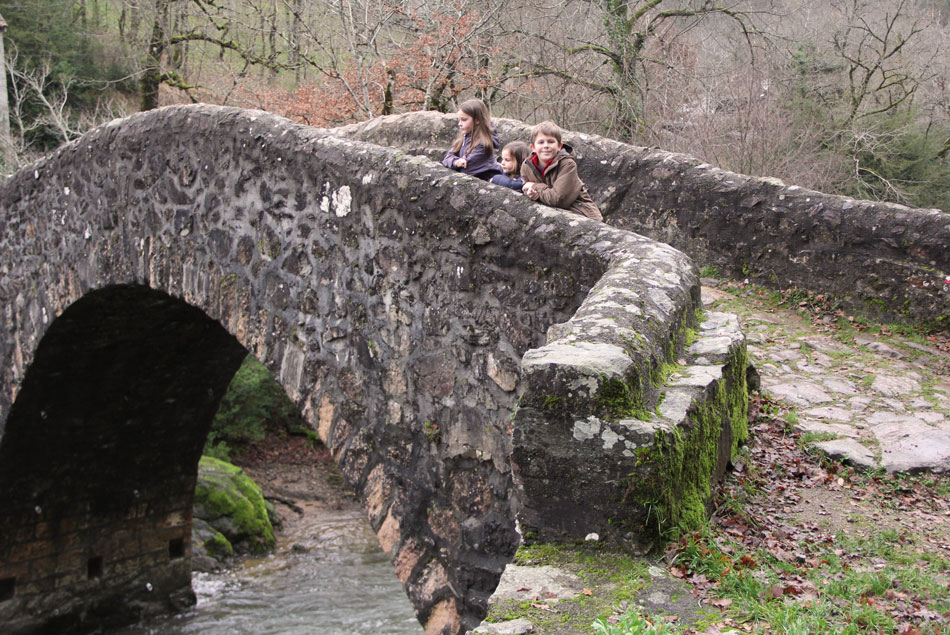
left=0, top=105, right=749, bottom=634
left=335, top=112, right=950, bottom=327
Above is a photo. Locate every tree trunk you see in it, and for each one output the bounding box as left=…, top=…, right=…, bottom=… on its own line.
left=0, top=16, right=14, bottom=170
left=141, top=2, right=168, bottom=111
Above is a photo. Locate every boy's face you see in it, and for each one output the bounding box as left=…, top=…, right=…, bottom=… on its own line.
left=532, top=133, right=561, bottom=162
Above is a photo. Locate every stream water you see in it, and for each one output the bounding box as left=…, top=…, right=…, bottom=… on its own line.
left=117, top=507, right=421, bottom=634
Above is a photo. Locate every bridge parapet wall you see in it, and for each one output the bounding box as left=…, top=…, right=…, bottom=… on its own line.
left=0, top=105, right=748, bottom=634
left=334, top=112, right=950, bottom=327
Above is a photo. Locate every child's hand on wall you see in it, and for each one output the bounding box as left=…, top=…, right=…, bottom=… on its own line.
left=454, top=158, right=467, bottom=168
left=522, top=182, right=540, bottom=200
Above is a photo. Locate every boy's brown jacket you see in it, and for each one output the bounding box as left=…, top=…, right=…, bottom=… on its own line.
left=520, top=144, right=603, bottom=222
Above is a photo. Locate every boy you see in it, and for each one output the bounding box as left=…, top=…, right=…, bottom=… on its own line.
left=520, top=121, right=603, bottom=222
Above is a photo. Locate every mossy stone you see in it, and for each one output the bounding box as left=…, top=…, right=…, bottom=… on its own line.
left=194, top=455, right=275, bottom=554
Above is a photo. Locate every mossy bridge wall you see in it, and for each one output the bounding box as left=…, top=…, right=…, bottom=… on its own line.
left=0, top=105, right=747, bottom=635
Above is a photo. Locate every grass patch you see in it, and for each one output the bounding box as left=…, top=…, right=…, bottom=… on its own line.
left=593, top=610, right=679, bottom=634
left=484, top=542, right=653, bottom=633
left=666, top=507, right=950, bottom=634
left=797, top=430, right=839, bottom=447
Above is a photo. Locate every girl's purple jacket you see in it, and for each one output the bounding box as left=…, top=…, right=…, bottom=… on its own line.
left=442, top=132, right=502, bottom=179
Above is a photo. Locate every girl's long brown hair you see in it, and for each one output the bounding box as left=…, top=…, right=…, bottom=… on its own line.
left=451, top=99, right=495, bottom=154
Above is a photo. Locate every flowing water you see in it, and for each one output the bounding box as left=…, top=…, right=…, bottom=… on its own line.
left=118, top=507, right=421, bottom=634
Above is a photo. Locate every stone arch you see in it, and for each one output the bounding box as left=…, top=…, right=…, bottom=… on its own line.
left=0, top=284, right=247, bottom=633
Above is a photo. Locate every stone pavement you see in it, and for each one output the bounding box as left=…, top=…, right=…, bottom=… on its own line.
left=702, top=284, right=950, bottom=474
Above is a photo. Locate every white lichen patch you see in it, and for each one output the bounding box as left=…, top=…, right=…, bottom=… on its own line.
left=332, top=185, right=352, bottom=217
left=601, top=426, right=622, bottom=450
left=573, top=417, right=602, bottom=442
left=647, top=288, right=675, bottom=314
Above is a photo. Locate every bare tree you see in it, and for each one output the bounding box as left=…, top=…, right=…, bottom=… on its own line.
left=0, top=45, right=127, bottom=172
left=0, top=12, right=13, bottom=169
left=507, top=0, right=766, bottom=139
left=832, top=0, right=937, bottom=127
left=115, top=0, right=290, bottom=110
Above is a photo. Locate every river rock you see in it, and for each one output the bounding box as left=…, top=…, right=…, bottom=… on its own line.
left=802, top=406, right=853, bottom=422
left=767, top=382, right=833, bottom=406
left=193, top=456, right=276, bottom=563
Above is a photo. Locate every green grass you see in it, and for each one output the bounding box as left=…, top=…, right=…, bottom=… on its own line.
left=665, top=523, right=949, bottom=634
left=484, top=542, right=653, bottom=633
left=593, top=611, right=679, bottom=634
left=797, top=430, right=839, bottom=447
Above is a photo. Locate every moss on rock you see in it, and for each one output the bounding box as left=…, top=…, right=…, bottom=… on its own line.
left=626, top=343, right=750, bottom=536
left=194, top=455, right=275, bottom=554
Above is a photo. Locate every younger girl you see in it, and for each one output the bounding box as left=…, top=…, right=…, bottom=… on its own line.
left=490, top=141, right=529, bottom=191
left=442, top=99, right=502, bottom=180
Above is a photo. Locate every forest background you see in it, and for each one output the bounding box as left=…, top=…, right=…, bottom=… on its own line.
left=2, top=0, right=949, bottom=212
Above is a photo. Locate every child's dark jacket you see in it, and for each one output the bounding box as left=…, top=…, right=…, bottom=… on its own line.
left=520, top=144, right=602, bottom=221
left=490, top=173, right=524, bottom=190
left=442, top=132, right=502, bottom=179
